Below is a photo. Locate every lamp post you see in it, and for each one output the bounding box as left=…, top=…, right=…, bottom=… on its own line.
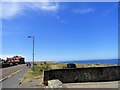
left=28, top=36, right=35, bottom=72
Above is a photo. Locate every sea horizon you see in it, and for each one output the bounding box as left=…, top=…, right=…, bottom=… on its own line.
left=57, top=59, right=119, bottom=64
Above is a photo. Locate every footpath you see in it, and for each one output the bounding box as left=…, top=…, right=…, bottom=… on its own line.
left=17, top=76, right=44, bottom=88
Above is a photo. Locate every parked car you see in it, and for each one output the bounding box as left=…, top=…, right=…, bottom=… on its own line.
left=67, top=63, right=76, bottom=68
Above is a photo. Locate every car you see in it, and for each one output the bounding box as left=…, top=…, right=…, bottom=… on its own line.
left=67, top=63, right=76, bottom=68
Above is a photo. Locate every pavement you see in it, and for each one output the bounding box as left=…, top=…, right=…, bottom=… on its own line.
left=0, top=64, right=29, bottom=88
left=17, top=77, right=43, bottom=88
left=64, top=81, right=120, bottom=88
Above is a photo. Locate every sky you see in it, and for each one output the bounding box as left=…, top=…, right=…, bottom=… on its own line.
left=1, top=2, right=118, bottom=62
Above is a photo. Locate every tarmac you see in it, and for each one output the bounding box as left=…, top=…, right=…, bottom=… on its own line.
left=1, top=65, right=28, bottom=88
left=0, top=64, right=26, bottom=82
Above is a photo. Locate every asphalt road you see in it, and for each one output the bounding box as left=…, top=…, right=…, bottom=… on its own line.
left=0, top=64, right=26, bottom=80
left=0, top=64, right=29, bottom=88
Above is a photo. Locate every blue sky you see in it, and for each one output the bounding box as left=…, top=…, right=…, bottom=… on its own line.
left=1, top=2, right=118, bottom=62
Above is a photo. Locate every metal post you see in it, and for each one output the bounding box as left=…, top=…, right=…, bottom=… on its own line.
left=28, top=36, right=35, bottom=72
left=33, top=37, right=34, bottom=72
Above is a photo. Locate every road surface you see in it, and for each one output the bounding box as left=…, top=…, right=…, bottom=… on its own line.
left=0, top=64, right=29, bottom=88
left=0, top=64, right=26, bottom=81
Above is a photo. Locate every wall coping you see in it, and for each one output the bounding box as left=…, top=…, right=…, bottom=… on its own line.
left=45, top=65, right=119, bottom=71
left=48, top=79, right=65, bottom=88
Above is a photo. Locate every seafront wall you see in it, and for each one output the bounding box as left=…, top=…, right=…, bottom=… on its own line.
left=43, top=66, right=120, bottom=85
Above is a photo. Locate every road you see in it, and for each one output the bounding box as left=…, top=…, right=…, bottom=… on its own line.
left=0, top=64, right=26, bottom=80
left=0, top=64, right=29, bottom=88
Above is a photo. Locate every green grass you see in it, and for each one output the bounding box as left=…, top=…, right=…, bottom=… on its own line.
left=23, top=62, right=52, bottom=80
left=24, top=64, right=42, bottom=80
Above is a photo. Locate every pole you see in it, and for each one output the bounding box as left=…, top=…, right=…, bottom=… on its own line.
left=28, top=36, right=35, bottom=72
left=33, top=37, right=34, bottom=72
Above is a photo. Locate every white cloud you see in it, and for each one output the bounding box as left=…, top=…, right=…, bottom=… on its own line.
left=1, top=1, right=59, bottom=19
left=36, top=2, right=59, bottom=12
left=1, top=2, right=24, bottom=19
left=26, top=2, right=59, bottom=12
left=73, top=8, right=95, bottom=14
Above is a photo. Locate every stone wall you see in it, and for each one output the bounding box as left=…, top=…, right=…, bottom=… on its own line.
left=43, top=66, right=120, bottom=85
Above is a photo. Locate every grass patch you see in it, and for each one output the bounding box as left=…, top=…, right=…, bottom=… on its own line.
left=24, top=64, right=42, bottom=80
left=23, top=62, right=53, bottom=80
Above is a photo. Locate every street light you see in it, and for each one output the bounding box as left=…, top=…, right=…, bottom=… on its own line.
left=28, top=36, right=35, bottom=72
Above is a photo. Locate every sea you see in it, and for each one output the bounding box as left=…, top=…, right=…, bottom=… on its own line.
left=57, top=59, right=119, bottom=64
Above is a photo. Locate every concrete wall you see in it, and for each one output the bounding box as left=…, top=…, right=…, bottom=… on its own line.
left=43, top=66, right=120, bottom=85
